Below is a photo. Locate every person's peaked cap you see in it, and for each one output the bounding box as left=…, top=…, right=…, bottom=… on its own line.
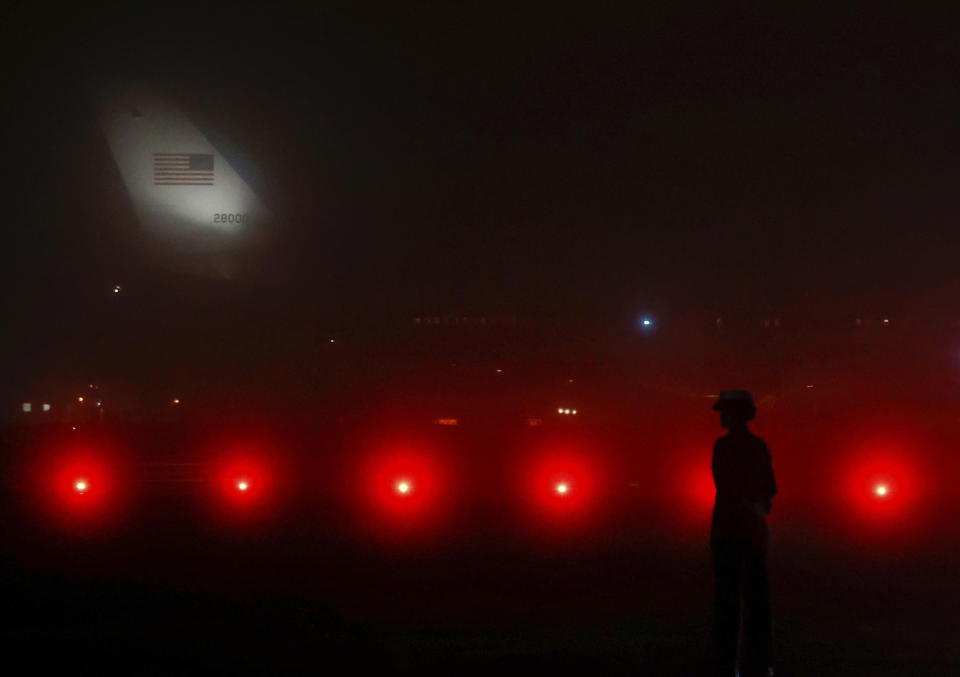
left=712, top=389, right=755, bottom=410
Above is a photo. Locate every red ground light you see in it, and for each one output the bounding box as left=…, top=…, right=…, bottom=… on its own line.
left=215, top=456, right=273, bottom=515
left=28, top=441, right=132, bottom=531
left=521, top=443, right=604, bottom=529
left=204, top=435, right=292, bottom=525
left=339, top=426, right=457, bottom=542
left=54, top=458, right=113, bottom=514
left=847, top=457, right=916, bottom=514
left=831, top=431, right=930, bottom=541
left=364, top=449, right=448, bottom=525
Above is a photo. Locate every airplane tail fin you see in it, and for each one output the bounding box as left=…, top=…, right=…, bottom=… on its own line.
left=90, top=79, right=273, bottom=279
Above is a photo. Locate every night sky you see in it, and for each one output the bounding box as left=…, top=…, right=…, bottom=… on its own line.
left=4, top=3, right=960, bottom=346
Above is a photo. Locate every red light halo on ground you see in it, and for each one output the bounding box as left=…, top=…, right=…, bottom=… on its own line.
left=676, top=453, right=717, bottom=514
left=845, top=454, right=916, bottom=511
left=831, top=428, right=929, bottom=533
left=52, top=454, right=115, bottom=513
left=25, top=437, right=132, bottom=530
left=203, top=432, right=292, bottom=524
left=520, top=439, right=604, bottom=526
left=214, top=454, right=276, bottom=514
left=346, top=429, right=454, bottom=540
left=641, top=441, right=716, bottom=536
left=366, top=449, right=446, bottom=518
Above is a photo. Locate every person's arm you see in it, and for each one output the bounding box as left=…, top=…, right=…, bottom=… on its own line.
left=761, top=495, right=774, bottom=515
left=711, top=439, right=720, bottom=494
left=760, top=441, right=777, bottom=515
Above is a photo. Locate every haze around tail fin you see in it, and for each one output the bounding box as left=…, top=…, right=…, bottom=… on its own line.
left=91, top=79, right=273, bottom=279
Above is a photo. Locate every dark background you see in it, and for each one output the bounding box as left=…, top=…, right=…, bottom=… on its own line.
left=5, top=3, right=960, bottom=320
left=2, top=3, right=960, bottom=674
left=5, top=1, right=960, bottom=402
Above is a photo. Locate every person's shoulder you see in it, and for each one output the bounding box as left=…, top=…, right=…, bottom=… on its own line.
left=727, top=428, right=768, bottom=449
left=715, top=432, right=745, bottom=452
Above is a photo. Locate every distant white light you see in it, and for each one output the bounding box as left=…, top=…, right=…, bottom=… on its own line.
left=42, top=403, right=51, bottom=412
left=558, top=408, right=564, bottom=414
left=77, top=396, right=84, bottom=403
left=555, top=483, right=569, bottom=495
left=172, top=398, right=181, bottom=405
left=637, top=316, right=656, bottom=331
left=564, top=409, right=571, bottom=415
left=329, top=339, right=335, bottom=343
left=96, top=401, right=103, bottom=407
left=875, top=485, right=888, bottom=496
left=572, top=409, right=578, bottom=415
left=237, top=480, right=249, bottom=492
left=113, top=285, right=122, bottom=294
left=396, top=481, right=411, bottom=495
left=74, top=479, right=88, bottom=493
left=21, top=402, right=31, bottom=413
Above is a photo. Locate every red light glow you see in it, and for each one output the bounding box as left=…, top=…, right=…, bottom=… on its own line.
left=829, top=429, right=931, bottom=541
left=218, top=459, right=269, bottom=505
left=669, top=448, right=717, bottom=518
left=352, top=439, right=452, bottom=538
left=848, top=460, right=913, bottom=511
left=684, top=462, right=717, bottom=511
left=203, top=434, right=293, bottom=526
left=54, top=461, right=111, bottom=510
left=25, top=439, right=133, bottom=531
left=519, top=440, right=605, bottom=528
left=368, top=454, right=440, bottom=516
left=657, top=442, right=721, bottom=537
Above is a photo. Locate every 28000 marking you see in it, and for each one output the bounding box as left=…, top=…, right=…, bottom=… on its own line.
left=213, top=213, right=249, bottom=224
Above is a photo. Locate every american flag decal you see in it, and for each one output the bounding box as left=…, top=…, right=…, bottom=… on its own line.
left=153, top=153, right=215, bottom=185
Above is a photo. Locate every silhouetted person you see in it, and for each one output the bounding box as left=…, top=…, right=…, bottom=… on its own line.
left=711, top=390, right=777, bottom=677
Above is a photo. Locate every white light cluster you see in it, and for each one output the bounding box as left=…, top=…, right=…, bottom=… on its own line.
left=557, top=408, right=579, bottom=416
